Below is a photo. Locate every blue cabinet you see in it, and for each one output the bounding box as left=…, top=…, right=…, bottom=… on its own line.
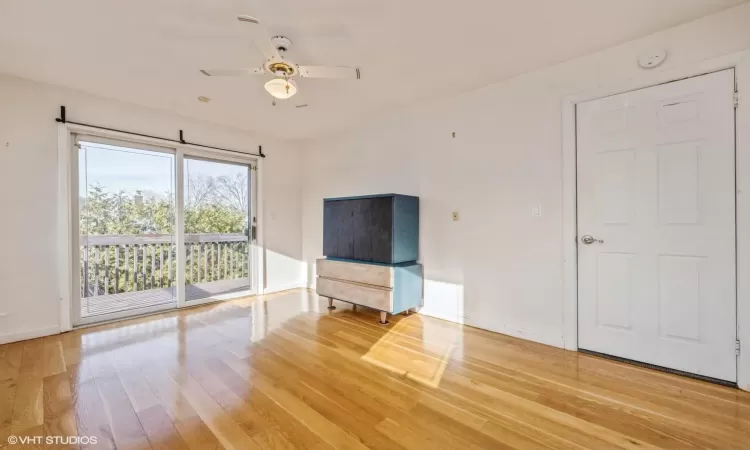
left=323, top=194, right=419, bottom=264
left=320, top=194, right=422, bottom=324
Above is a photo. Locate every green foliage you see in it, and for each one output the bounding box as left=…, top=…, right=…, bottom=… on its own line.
left=80, top=175, right=248, bottom=297
left=81, top=183, right=246, bottom=235
left=185, top=205, right=245, bottom=234
left=81, top=184, right=175, bottom=235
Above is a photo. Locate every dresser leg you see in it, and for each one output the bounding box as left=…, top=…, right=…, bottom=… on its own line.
left=379, top=311, right=389, bottom=325
left=327, top=298, right=336, bottom=310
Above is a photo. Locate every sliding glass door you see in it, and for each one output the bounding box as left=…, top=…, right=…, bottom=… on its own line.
left=184, top=157, right=252, bottom=302
left=72, top=135, right=257, bottom=326
left=77, top=138, right=177, bottom=323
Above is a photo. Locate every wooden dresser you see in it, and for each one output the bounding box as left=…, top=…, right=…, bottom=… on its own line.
left=316, top=258, right=423, bottom=324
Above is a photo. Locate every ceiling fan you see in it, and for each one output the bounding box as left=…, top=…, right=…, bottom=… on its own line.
left=200, top=15, right=361, bottom=106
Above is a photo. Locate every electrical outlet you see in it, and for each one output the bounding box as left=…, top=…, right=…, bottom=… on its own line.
left=452, top=211, right=459, bottom=221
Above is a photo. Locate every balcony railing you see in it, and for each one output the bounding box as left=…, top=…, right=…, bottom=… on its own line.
left=80, top=233, right=249, bottom=298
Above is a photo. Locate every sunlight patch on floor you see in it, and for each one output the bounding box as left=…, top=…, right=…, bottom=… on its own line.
left=359, top=316, right=460, bottom=388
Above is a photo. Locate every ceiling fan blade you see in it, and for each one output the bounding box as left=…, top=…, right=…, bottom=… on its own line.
left=270, top=88, right=309, bottom=109
left=272, top=100, right=310, bottom=109
left=293, top=90, right=309, bottom=109
left=200, top=68, right=265, bottom=77
left=237, top=15, right=281, bottom=62
left=297, top=65, right=361, bottom=80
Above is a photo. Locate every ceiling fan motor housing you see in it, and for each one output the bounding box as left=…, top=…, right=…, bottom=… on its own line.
left=267, top=61, right=296, bottom=77
left=271, top=36, right=293, bottom=53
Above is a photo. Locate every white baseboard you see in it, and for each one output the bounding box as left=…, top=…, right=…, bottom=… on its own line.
left=0, top=325, right=61, bottom=345
left=562, top=336, right=578, bottom=351
left=416, top=309, right=466, bottom=325
left=419, top=310, right=566, bottom=349
left=263, top=281, right=307, bottom=295
left=483, top=323, right=566, bottom=349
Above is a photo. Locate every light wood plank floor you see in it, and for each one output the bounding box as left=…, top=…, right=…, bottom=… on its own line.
left=1, top=289, right=749, bottom=449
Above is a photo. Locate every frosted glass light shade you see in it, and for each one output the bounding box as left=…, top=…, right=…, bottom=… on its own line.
left=264, top=77, right=297, bottom=99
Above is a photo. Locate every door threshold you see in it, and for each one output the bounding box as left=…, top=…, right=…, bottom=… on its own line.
left=72, top=296, right=246, bottom=330
left=579, top=349, right=737, bottom=388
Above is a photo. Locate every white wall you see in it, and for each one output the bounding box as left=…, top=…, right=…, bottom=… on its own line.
left=0, top=75, right=305, bottom=343
left=301, top=4, right=750, bottom=348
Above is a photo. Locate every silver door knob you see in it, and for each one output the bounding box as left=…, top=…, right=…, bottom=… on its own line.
left=581, top=235, right=604, bottom=245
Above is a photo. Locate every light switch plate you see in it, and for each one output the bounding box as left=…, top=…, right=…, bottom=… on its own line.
left=452, top=211, right=459, bottom=221
left=532, top=205, right=542, bottom=217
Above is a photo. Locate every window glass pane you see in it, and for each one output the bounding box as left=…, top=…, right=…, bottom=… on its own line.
left=184, top=158, right=251, bottom=301
left=78, top=141, right=176, bottom=319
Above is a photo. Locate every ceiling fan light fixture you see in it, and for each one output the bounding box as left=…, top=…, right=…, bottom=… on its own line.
left=264, top=77, right=297, bottom=99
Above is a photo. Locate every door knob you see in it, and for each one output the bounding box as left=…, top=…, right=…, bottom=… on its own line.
left=581, top=235, right=604, bottom=245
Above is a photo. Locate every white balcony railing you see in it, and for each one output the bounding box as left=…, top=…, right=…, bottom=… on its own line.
left=80, top=233, right=249, bottom=298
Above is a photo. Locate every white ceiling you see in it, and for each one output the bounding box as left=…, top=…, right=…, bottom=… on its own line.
left=0, top=0, right=745, bottom=140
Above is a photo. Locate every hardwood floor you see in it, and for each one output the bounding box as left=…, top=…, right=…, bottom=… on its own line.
left=1, top=289, right=749, bottom=449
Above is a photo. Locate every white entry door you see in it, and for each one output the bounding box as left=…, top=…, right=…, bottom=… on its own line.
left=577, top=69, right=737, bottom=382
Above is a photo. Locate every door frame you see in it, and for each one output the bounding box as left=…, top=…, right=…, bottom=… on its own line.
left=181, top=153, right=258, bottom=307
left=71, top=133, right=180, bottom=326
left=57, top=123, right=265, bottom=328
left=562, top=50, right=750, bottom=390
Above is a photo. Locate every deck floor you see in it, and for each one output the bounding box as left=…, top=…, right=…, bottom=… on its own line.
left=81, top=278, right=251, bottom=317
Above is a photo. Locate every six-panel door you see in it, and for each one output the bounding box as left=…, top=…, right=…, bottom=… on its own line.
left=576, top=69, right=737, bottom=382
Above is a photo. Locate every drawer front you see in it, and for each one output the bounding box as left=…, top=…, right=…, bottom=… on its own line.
left=317, top=277, right=393, bottom=312
left=316, top=258, right=393, bottom=288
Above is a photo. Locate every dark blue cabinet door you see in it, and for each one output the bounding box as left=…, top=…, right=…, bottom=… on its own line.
left=323, top=194, right=417, bottom=264
left=323, top=199, right=355, bottom=260
left=324, top=197, right=393, bottom=263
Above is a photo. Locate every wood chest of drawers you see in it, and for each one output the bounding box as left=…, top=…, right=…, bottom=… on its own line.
left=316, top=258, right=423, bottom=324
